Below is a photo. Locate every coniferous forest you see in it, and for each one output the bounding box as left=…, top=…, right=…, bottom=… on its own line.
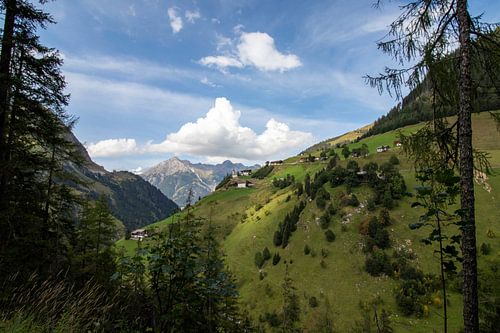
left=1, top=1, right=499, bottom=332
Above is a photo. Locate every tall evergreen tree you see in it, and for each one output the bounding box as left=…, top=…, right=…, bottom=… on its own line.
left=366, top=2, right=499, bottom=331
left=0, top=0, right=79, bottom=283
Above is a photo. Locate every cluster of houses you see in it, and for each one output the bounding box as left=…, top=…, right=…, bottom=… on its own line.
left=229, top=169, right=255, bottom=188
left=266, top=160, right=283, bottom=166
left=376, top=140, right=402, bottom=153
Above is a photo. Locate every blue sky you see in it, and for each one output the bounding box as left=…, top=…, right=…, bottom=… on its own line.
left=38, top=0, right=500, bottom=172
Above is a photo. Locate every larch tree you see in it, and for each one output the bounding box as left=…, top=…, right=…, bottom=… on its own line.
left=366, top=1, right=499, bottom=332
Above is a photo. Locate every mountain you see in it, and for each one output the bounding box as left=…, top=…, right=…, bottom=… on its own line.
left=64, top=132, right=179, bottom=231
left=142, top=157, right=259, bottom=206
left=119, top=111, right=500, bottom=331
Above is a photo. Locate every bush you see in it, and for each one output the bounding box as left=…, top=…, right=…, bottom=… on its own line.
left=378, top=208, right=391, bottom=226
left=319, top=212, right=331, bottom=229
left=272, top=252, right=281, bottom=265
left=321, top=248, right=329, bottom=258
left=273, top=230, right=282, bottom=246
left=325, top=229, right=336, bottom=242
left=365, top=250, right=393, bottom=277
left=263, top=247, right=271, bottom=261
left=255, top=252, right=264, bottom=268
left=367, top=197, right=376, bottom=211
left=309, top=296, right=319, bottom=308
left=304, top=244, right=311, bottom=255
left=480, top=242, right=492, bottom=255
left=389, top=155, right=400, bottom=165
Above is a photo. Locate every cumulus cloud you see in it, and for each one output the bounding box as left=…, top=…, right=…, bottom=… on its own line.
left=199, top=32, right=301, bottom=72
left=185, top=10, right=200, bottom=23
left=167, top=7, right=183, bottom=34
left=86, top=138, right=139, bottom=157
left=87, top=98, right=313, bottom=161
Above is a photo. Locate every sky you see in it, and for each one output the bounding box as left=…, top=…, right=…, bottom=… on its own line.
left=37, top=0, right=500, bottom=172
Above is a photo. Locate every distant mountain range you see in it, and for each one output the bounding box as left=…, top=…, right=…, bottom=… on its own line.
left=65, top=132, right=179, bottom=231
left=142, top=157, right=259, bottom=206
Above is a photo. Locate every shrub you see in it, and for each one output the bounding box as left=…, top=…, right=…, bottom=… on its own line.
left=304, top=244, right=311, bottom=255
left=273, top=230, right=282, bottom=246
left=255, top=252, right=264, bottom=268
left=325, top=229, right=336, bottom=242
left=367, top=197, right=376, bottom=211
left=263, top=247, right=271, bottom=261
left=272, top=252, right=281, bottom=265
left=321, top=248, right=329, bottom=258
left=480, top=242, right=492, bottom=255
left=309, top=296, right=319, bottom=308
left=319, top=212, right=331, bottom=230
left=365, top=250, right=393, bottom=277
left=378, top=208, right=392, bottom=226
left=389, top=155, right=400, bottom=165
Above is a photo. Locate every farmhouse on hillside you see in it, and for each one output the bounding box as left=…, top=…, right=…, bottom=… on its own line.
left=130, top=229, right=148, bottom=241
left=236, top=180, right=254, bottom=188
left=376, top=145, right=390, bottom=153
left=239, top=169, right=253, bottom=176
left=394, top=140, right=402, bottom=147
left=269, top=160, right=283, bottom=166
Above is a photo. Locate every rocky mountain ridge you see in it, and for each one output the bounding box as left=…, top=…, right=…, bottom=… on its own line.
left=142, top=157, right=259, bottom=206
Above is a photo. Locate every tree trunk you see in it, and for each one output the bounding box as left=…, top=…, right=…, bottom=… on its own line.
left=457, top=1, right=479, bottom=332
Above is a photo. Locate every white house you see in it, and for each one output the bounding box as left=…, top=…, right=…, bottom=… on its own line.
left=130, top=229, right=148, bottom=241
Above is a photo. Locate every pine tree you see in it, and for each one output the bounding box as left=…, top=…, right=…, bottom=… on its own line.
left=0, top=0, right=79, bottom=284
left=281, top=265, right=300, bottom=333
left=366, top=2, right=499, bottom=331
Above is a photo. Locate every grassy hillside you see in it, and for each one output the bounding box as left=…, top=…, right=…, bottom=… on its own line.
left=118, top=112, right=500, bottom=332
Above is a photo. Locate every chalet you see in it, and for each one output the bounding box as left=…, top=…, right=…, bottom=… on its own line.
left=236, top=180, right=254, bottom=188
left=394, top=140, right=402, bottom=147
left=239, top=169, right=252, bottom=176
left=376, top=145, right=390, bottom=153
left=231, top=169, right=238, bottom=178
left=269, top=160, right=283, bottom=166
left=131, top=229, right=148, bottom=241
left=298, top=157, right=307, bottom=163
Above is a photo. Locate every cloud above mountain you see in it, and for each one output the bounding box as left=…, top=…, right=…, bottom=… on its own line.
left=199, top=32, right=302, bottom=72
left=86, top=97, right=313, bottom=161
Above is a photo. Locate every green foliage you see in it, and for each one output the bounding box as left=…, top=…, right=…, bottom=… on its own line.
left=478, top=259, right=500, bottom=332
left=274, top=201, right=306, bottom=248
left=263, top=247, right=271, bottom=261
left=253, top=165, right=274, bottom=179
left=389, top=155, right=400, bottom=165
left=325, top=229, right=336, bottom=242
left=281, top=267, right=301, bottom=332
left=342, top=146, right=351, bottom=159
left=273, top=174, right=295, bottom=189
left=272, top=252, right=281, bottom=266
left=480, top=243, right=491, bottom=255
left=309, top=296, right=319, bottom=308
left=255, top=251, right=265, bottom=268
left=304, top=244, right=311, bottom=255
left=364, top=250, right=392, bottom=277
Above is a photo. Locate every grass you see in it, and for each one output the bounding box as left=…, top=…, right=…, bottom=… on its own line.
left=116, top=112, right=500, bottom=332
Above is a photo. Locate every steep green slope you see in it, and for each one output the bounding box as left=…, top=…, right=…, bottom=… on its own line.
left=120, top=112, right=500, bottom=332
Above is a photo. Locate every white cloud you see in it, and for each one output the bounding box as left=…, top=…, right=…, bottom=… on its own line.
left=185, top=10, right=200, bottom=23
left=148, top=97, right=313, bottom=159
left=200, top=77, right=219, bottom=87
left=199, top=32, right=301, bottom=72
left=199, top=56, right=243, bottom=71
left=88, top=98, right=313, bottom=161
left=86, top=138, right=139, bottom=157
left=167, top=7, right=183, bottom=34
left=237, top=32, right=302, bottom=72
